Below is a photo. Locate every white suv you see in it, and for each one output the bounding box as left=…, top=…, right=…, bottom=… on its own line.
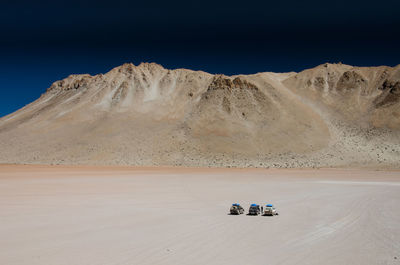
left=263, top=204, right=278, bottom=216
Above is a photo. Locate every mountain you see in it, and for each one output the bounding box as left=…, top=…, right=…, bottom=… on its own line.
left=0, top=62, right=399, bottom=168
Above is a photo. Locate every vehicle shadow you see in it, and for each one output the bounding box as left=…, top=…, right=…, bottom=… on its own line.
left=261, top=214, right=278, bottom=217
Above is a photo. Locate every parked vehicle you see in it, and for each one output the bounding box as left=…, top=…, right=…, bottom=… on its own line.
left=248, top=204, right=261, bottom=215
left=230, top=203, right=244, bottom=215
left=263, top=204, right=278, bottom=216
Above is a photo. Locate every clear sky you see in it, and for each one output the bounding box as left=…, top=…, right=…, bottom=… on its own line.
left=1, top=0, right=399, bottom=117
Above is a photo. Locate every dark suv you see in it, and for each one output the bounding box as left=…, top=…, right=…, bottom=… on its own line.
left=248, top=204, right=261, bottom=215
left=230, top=203, right=245, bottom=215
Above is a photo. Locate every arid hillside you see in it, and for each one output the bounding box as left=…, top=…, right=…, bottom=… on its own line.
left=0, top=62, right=399, bottom=168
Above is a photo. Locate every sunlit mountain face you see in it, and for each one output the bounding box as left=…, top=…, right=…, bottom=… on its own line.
left=0, top=62, right=399, bottom=168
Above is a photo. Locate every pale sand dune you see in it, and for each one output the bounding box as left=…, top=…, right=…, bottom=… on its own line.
left=1, top=165, right=399, bottom=265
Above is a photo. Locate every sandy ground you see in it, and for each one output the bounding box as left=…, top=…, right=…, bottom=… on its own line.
left=0, top=165, right=400, bottom=265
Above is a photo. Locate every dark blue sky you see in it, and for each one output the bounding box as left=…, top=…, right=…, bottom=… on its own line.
left=1, top=0, right=399, bottom=117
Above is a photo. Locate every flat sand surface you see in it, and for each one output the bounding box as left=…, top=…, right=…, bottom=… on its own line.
left=0, top=165, right=399, bottom=265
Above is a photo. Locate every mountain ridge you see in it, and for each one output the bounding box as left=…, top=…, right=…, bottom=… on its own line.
left=1, top=62, right=399, bottom=168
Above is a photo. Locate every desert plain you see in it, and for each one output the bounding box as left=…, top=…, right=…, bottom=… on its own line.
left=1, top=165, right=399, bottom=265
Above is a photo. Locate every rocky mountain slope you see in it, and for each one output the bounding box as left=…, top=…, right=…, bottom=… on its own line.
left=0, top=62, right=399, bottom=168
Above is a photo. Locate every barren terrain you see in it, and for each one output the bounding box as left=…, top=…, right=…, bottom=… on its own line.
left=1, top=165, right=399, bottom=265
left=0, top=63, right=399, bottom=168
